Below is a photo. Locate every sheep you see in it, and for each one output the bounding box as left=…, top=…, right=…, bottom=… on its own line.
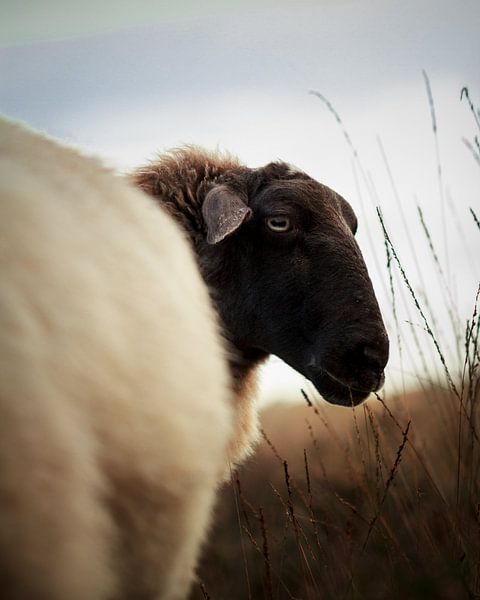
left=0, top=115, right=389, bottom=600
left=0, top=117, right=234, bottom=600
left=132, top=147, right=390, bottom=465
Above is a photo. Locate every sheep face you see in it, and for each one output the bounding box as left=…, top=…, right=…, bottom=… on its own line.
left=200, top=164, right=389, bottom=406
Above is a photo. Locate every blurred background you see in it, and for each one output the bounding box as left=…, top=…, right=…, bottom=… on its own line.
left=1, top=0, right=478, bottom=405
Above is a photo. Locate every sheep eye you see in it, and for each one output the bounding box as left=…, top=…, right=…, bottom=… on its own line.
left=265, top=216, right=292, bottom=233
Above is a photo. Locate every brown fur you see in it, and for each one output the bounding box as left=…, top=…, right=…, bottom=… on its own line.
left=133, top=146, right=244, bottom=243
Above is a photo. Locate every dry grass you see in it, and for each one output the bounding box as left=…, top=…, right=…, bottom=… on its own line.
left=191, top=384, right=479, bottom=600
left=189, top=80, right=480, bottom=600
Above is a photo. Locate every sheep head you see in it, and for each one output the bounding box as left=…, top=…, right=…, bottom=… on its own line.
left=197, top=162, right=389, bottom=407
left=133, top=150, right=389, bottom=407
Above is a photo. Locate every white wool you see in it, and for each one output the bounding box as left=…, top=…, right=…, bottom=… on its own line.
left=0, top=117, right=233, bottom=599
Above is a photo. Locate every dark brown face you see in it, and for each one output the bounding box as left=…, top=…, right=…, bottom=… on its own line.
left=198, top=162, right=389, bottom=406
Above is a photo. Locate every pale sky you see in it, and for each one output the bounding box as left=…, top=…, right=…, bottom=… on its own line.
left=1, top=0, right=479, bottom=404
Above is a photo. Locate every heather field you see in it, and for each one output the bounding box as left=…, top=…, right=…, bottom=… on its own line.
left=192, top=384, right=479, bottom=600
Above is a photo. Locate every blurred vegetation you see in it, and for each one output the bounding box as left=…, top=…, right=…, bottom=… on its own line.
left=191, top=385, right=479, bottom=600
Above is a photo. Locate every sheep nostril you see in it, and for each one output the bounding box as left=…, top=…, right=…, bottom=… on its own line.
left=361, top=343, right=387, bottom=374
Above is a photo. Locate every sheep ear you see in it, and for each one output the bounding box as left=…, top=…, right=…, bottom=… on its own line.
left=202, top=185, right=252, bottom=245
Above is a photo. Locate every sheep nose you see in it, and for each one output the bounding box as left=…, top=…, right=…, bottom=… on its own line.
left=354, top=337, right=389, bottom=378
left=339, top=338, right=388, bottom=393
left=362, top=344, right=387, bottom=372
